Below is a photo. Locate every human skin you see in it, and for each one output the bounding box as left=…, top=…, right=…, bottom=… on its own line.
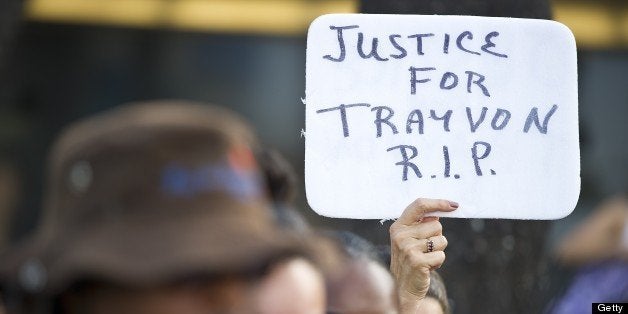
left=254, top=257, right=326, bottom=314
left=389, top=198, right=457, bottom=314
left=61, top=258, right=326, bottom=314
left=416, top=297, right=444, bottom=314
left=326, top=258, right=397, bottom=314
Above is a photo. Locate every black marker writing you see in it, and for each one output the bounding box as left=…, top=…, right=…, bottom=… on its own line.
left=456, top=31, right=481, bottom=56
left=443, top=145, right=451, bottom=177
left=466, top=107, right=488, bottom=132
left=371, top=106, right=398, bottom=137
left=430, top=109, right=452, bottom=132
left=389, top=34, right=407, bottom=59
left=358, top=33, right=389, bottom=61
left=491, top=108, right=511, bottom=130
left=406, top=109, right=424, bottom=134
left=323, top=25, right=359, bottom=62
left=439, top=72, right=458, bottom=90
left=386, top=141, right=497, bottom=182
left=465, top=71, right=490, bottom=97
left=409, top=68, right=491, bottom=97
left=322, top=28, right=509, bottom=60
left=387, top=145, right=422, bottom=180
left=407, top=33, right=434, bottom=55
left=408, top=67, right=436, bottom=95
left=481, top=32, right=508, bottom=58
left=523, top=104, right=559, bottom=134
left=316, top=103, right=370, bottom=137
left=471, top=141, right=492, bottom=176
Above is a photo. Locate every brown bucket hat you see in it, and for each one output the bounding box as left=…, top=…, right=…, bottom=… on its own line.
left=0, top=100, right=308, bottom=295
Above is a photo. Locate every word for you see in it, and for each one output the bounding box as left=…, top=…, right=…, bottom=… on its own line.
left=316, top=103, right=559, bottom=138
left=322, top=25, right=508, bottom=63
left=409, top=67, right=490, bottom=97
left=387, top=142, right=495, bottom=181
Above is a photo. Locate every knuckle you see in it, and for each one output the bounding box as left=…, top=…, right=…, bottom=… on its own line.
left=412, top=198, right=425, bottom=207
left=434, top=221, right=443, bottom=233
left=437, top=251, right=446, bottom=260
left=412, top=198, right=427, bottom=210
left=389, top=223, right=401, bottom=234
left=403, top=242, right=425, bottom=257
left=390, top=230, right=404, bottom=244
left=401, top=243, right=415, bottom=256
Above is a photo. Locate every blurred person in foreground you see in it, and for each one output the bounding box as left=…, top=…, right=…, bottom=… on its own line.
left=0, top=101, right=328, bottom=314
left=549, top=194, right=628, bottom=313
left=0, top=98, right=462, bottom=314
left=326, top=231, right=398, bottom=314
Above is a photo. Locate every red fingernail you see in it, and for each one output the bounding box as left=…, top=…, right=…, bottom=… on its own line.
left=449, top=201, right=459, bottom=209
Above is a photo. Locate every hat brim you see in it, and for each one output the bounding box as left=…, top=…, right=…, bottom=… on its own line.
left=2, top=199, right=308, bottom=294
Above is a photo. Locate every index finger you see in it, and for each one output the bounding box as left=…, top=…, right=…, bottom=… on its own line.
left=396, top=198, right=458, bottom=225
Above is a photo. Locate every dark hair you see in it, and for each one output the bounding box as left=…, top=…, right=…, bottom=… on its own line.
left=255, top=147, right=312, bottom=232
left=326, top=231, right=384, bottom=264
left=256, top=147, right=297, bottom=205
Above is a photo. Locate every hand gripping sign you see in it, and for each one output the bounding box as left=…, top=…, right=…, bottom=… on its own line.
left=304, top=14, right=579, bottom=219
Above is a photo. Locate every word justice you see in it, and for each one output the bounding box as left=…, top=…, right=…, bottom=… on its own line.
left=322, top=25, right=509, bottom=63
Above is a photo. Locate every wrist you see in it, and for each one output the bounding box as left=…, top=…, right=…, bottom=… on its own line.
left=397, top=289, right=425, bottom=314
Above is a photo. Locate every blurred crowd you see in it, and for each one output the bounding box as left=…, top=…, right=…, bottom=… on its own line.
left=0, top=101, right=454, bottom=314
left=0, top=0, right=626, bottom=313
left=0, top=100, right=624, bottom=314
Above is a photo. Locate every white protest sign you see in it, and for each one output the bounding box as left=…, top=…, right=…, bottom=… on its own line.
left=305, top=14, right=579, bottom=220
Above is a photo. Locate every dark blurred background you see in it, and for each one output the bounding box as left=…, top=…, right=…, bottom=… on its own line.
left=0, top=0, right=626, bottom=313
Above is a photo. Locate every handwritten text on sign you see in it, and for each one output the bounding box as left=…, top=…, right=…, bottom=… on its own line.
left=305, top=14, right=579, bottom=219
